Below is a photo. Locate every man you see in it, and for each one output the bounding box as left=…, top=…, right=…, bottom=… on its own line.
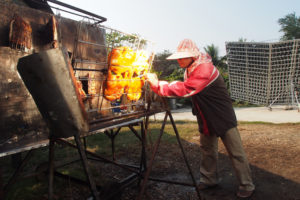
left=145, top=39, right=255, bottom=198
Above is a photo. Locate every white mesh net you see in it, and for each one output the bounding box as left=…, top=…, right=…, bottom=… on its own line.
left=226, top=39, right=300, bottom=107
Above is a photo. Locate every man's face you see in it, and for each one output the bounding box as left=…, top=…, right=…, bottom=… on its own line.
left=177, top=57, right=194, bottom=68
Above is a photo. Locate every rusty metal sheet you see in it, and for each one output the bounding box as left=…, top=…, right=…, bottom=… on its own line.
left=17, top=48, right=89, bottom=138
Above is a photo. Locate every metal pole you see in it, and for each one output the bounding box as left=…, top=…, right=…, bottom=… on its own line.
left=48, top=139, right=55, bottom=200
left=0, top=166, right=3, bottom=199
left=167, top=111, right=203, bottom=200
left=266, top=43, right=272, bottom=106
left=140, top=121, right=147, bottom=171
left=45, top=0, right=107, bottom=23
left=74, top=133, right=100, bottom=200
left=57, top=138, right=139, bottom=174
left=137, top=112, right=169, bottom=200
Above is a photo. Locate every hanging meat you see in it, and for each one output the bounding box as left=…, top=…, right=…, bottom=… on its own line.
left=104, top=47, right=150, bottom=101
left=104, top=65, right=131, bottom=101
left=108, top=46, right=136, bottom=66
left=45, top=16, right=58, bottom=48
left=76, top=79, right=87, bottom=100
left=104, top=47, right=135, bottom=101
left=127, top=50, right=150, bottom=101
left=9, top=14, right=32, bottom=51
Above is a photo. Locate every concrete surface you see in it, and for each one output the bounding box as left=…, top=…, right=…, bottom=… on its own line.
left=150, top=105, right=300, bottom=123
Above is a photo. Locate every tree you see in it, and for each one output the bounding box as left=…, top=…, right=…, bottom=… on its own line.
left=204, top=44, right=227, bottom=70
left=278, top=12, right=300, bottom=40
left=204, top=44, right=229, bottom=89
left=106, top=31, right=147, bottom=51
left=238, top=38, right=247, bottom=42
left=152, top=50, right=179, bottom=79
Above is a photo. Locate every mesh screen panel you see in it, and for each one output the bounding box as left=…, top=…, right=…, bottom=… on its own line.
left=226, top=40, right=300, bottom=106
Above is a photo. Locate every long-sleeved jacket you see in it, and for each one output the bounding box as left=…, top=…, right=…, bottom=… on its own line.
left=150, top=62, right=237, bottom=137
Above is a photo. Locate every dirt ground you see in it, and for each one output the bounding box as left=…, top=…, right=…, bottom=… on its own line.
left=114, top=123, right=300, bottom=200
left=5, top=123, right=299, bottom=200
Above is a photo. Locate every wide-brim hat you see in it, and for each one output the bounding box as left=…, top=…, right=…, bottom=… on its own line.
left=166, top=39, right=200, bottom=60
left=166, top=51, right=199, bottom=60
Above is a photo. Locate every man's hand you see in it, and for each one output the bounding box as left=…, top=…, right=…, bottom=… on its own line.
left=144, top=73, right=159, bottom=87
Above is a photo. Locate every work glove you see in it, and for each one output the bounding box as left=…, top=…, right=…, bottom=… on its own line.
left=145, top=73, right=159, bottom=87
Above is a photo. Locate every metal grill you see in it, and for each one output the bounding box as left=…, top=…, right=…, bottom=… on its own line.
left=226, top=39, right=300, bottom=107
left=0, top=0, right=159, bottom=155
left=68, top=19, right=157, bottom=126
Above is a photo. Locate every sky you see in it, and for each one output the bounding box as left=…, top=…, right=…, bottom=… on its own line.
left=54, top=0, right=300, bottom=56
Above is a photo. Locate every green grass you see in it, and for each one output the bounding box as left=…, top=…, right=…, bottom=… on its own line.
left=232, top=100, right=262, bottom=107
left=238, top=121, right=300, bottom=125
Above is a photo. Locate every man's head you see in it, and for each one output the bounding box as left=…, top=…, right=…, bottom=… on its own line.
left=166, top=39, right=200, bottom=68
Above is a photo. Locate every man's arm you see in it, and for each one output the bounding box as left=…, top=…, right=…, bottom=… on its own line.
left=146, top=63, right=219, bottom=98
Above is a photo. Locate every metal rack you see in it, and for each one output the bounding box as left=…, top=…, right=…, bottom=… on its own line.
left=226, top=40, right=300, bottom=110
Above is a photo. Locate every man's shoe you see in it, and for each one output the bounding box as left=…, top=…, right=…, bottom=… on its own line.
left=236, top=189, right=254, bottom=198
left=197, top=182, right=218, bottom=190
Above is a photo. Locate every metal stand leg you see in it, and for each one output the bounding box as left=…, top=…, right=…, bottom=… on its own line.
left=105, top=128, right=121, bottom=161
left=294, top=90, right=300, bottom=112
left=74, top=134, right=100, bottom=200
left=167, top=110, right=202, bottom=200
left=140, top=121, right=147, bottom=172
left=137, top=112, right=168, bottom=200
left=0, top=167, right=3, bottom=200
left=137, top=110, right=203, bottom=200
left=48, top=139, right=55, bottom=200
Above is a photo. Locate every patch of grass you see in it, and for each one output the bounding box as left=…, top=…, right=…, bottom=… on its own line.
left=232, top=100, right=262, bottom=107
left=5, top=179, right=48, bottom=200
left=147, top=121, right=199, bottom=143
left=238, top=121, right=275, bottom=125
left=238, top=121, right=300, bottom=125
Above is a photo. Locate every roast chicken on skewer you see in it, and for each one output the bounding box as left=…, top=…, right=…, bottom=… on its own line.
left=127, top=50, right=150, bottom=101
left=9, top=14, right=32, bottom=51
left=104, top=47, right=135, bottom=101
left=104, top=65, right=131, bottom=101
left=104, top=47, right=150, bottom=102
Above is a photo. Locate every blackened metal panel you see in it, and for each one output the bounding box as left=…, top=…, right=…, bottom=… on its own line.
left=0, top=47, right=48, bottom=155
left=17, top=48, right=89, bottom=138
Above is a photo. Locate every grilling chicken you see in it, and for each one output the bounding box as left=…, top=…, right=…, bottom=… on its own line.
left=108, top=46, right=136, bottom=67
left=104, top=65, right=131, bottom=101
left=9, top=14, right=32, bottom=51
left=104, top=47, right=150, bottom=101
left=76, top=80, right=87, bottom=100
left=127, top=50, right=150, bottom=101
left=104, top=47, right=135, bottom=101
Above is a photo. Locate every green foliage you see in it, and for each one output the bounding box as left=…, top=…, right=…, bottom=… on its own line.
left=204, top=44, right=227, bottom=71
left=238, top=38, right=247, bottom=42
left=152, top=50, right=179, bottom=79
left=165, top=67, right=184, bottom=81
left=106, top=31, right=147, bottom=50
left=232, top=100, right=260, bottom=107
left=150, top=68, right=162, bottom=78
left=278, top=12, right=300, bottom=40
left=204, top=44, right=229, bottom=90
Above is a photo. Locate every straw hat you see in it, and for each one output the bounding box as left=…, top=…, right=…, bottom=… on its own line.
left=166, top=39, right=200, bottom=60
